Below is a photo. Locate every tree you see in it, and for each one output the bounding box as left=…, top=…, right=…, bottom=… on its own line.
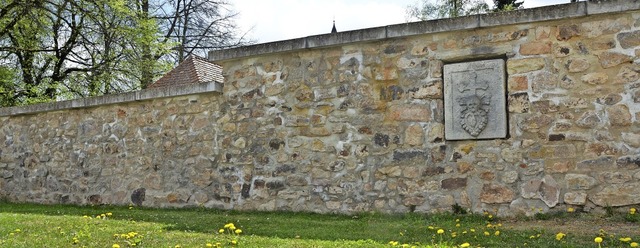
left=493, top=0, right=523, bottom=11
left=406, top=0, right=490, bottom=21
left=0, top=0, right=249, bottom=106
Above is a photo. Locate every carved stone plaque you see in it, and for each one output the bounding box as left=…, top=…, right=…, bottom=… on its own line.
left=444, top=59, right=507, bottom=140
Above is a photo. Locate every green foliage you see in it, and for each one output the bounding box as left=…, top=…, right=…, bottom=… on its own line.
left=2, top=202, right=640, bottom=247
left=0, top=0, right=247, bottom=106
left=406, top=0, right=490, bottom=21
left=493, top=0, right=524, bottom=12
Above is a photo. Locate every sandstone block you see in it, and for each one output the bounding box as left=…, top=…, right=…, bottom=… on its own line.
left=508, top=92, right=529, bottom=113
left=531, top=72, right=557, bottom=93
left=567, top=58, right=591, bottom=72
left=441, top=177, right=467, bottom=190
left=622, top=132, right=640, bottom=147
left=607, top=104, right=632, bottom=126
left=520, top=42, right=551, bottom=55
left=581, top=72, right=608, bottom=85
left=576, top=157, right=614, bottom=170
left=597, top=52, right=632, bottom=69
left=388, top=105, right=431, bottom=122
left=507, top=58, right=545, bottom=74
left=405, top=124, right=424, bottom=146
left=590, top=182, right=640, bottom=207
left=409, top=80, right=442, bottom=99
left=521, top=175, right=559, bottom=207
left=617, top=30, right=640, bottom=49
left=508, top=76, right=528, bottom=92
left=556, top=24, right=581, bottom=41
left=480, top=183, right=515, bottom=204
left=616, top=65, right=640, bottom=84
left=564, top=192, right=587, bottom=205
left=565, top=174, right=597, bottom=190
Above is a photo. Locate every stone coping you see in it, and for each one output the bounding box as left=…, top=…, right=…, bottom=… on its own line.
left=209, top=0, right=640, bottom=62
left=0, top=81, right=223, bottom=117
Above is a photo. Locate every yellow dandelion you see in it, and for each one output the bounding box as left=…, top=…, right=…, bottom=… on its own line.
left=556, top=232, right=566, bottom=240
left=484, top=231, right=490, bottom=236
left=218, top=229, right=225, bottom=234
left=595, top=237, right=603, bottom=243
left=630, top=208, right=637, bottom=215
left=231, top=240, right=237, bottom=245
left=631, top=242, right=638, bottom=247
left=437, top=229, right=445, bottom=234
left=456, top=223, right=461, bottom=227
left=428, top=226, right=435, bottom=230
left=494, top=230, right=500, bottom=236
left=470, top=229, right=476, bottom=232
left=567, top=207, right=575, bottom=213
left=106, top=212, right=113, bottom=216
left=235, top=229, right=242, bottom=234
left=112, top=244, right=120, bottom=248
left=206, top=244, right=213, bottom=247
left=460, top=243, right=470, bottom=248
left=621, top=237, right=632, bottom=242
left=14, top=229, right=21, bottom=233
left=175, top=245, right=181, bottom=248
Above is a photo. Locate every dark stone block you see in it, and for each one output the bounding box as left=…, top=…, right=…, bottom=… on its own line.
left=273, top=164, right=295, bottom=176
left=374, top=133, right=389, bottom=147
left=241, top=183, right=251, bottom=199
left=616, top=155, right=640, bottom=169
left=131, top=188, right=146, bottom=206
left=423, top=166, right=445, bottom=176
left=88, top=194, right=102, bottom=205
left=548, top=134, right=565, bottom=141
left=442, top=178, right=467, bottom=190
left=253, top=179, right=266, bottom=189
left=269, top=138, right=285, bottom=150
left=266, top=181, right=285, bottom=191
left=393, top=150, right=427, bottom=161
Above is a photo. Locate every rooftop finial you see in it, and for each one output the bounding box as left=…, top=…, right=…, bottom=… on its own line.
left=331, top=19, right=337, bottom=33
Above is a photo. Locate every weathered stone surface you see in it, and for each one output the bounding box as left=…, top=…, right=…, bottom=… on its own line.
left=581, top=72, right=608, bottom=85
left=597, top=52, right=632, bottom=69
left=590, top=182, right=640, bottom=207
left=388, top=105, right=431, bottom=122
left=508, top=92, right=529, bottom=113
left=607, top=105, right=632, bottom=126
left=556, top=24, right=580, bottom=41
left=507, top=58, right=545, bottom=74
left=567, top=58, right=591, bottom=72
left=617, top=30, right=640, bottom=49
left=520, top=42, right=551, bottom=55
left=405, top=124, right=424, bottom=146
left=3, top=6, right=640, bottom=216
left=409, top=80, right=442, bottom=99
left=508, top=76, right=528, bottom=92
left=521, top=175, right=559, bottom=207
left=441, top=177, right=467, bottom=190
left=444, top=59, right=507, bottom=140
left=565, top=174, right=597, bottom=190
left=480, top=183, right=515, bottom=204
left=577, top=157, right=615, bottom=170
left=564, top=192, right=587, bottom=205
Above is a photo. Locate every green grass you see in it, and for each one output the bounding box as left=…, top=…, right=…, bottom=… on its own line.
left=0, top=202, right=639, bottom=247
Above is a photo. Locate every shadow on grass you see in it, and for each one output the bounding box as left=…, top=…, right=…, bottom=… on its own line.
left=0, top=201, right=474, bottom=244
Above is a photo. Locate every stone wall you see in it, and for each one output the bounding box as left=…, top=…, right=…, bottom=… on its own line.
left=2, top=1, right=640, bottom=216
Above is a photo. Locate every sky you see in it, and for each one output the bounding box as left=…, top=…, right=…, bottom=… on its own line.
left=232, top=0, right=572, bottom=44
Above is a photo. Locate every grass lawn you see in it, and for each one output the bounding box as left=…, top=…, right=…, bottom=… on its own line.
left=0, top=202, right=638, bottom=247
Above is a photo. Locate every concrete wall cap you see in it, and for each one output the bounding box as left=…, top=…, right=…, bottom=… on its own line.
left=0, top=81, right=222, bottom=117
left=208, top=0, right=640, bottom=62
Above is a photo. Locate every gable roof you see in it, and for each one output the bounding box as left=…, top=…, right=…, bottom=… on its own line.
left=148, top=55, right=223, bottom=89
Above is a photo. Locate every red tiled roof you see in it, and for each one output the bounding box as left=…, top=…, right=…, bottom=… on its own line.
left=147, top=55, right=223, bottom=88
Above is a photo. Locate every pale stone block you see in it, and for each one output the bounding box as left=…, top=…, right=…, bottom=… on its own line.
left=444, top=59, right=507, bottom=140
